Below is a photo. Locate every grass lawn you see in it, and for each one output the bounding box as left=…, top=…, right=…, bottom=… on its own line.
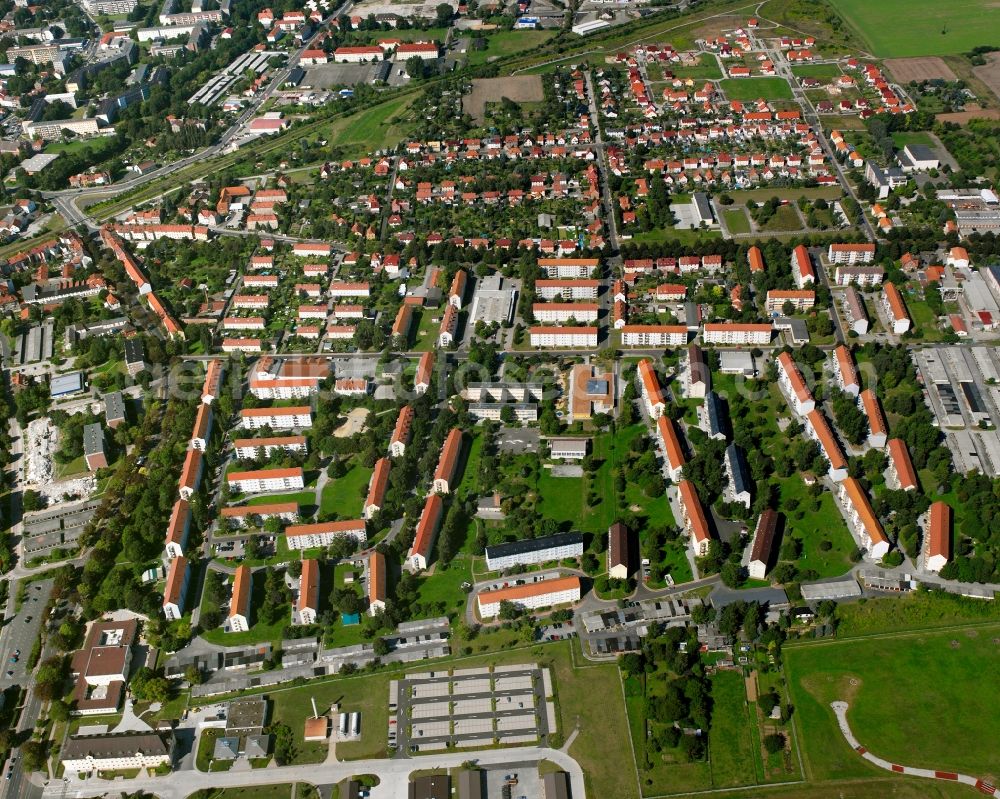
left=759, top=205, right=804, bottom=233
left=776, top=475, right=855, bottom=578
left=55, top=455, right=88, bottom=479
left=891, top=131, right=937, bottom=148
left=191, top=784, right=319, bottom=798
left=906, top=299, right=945, bottom=342
left=827, top=0, right=1000, bottom=56
left=465, top=30, right=556, bottom=65
left=320, top=462, right=372, bottom=517
left=719, top=77, right=795, bottom=101
left=325, top=96, right=416, bottom=157
left=708, top=670, right=758, bottom=788
left=409, top=308, right=439, bottom=352
left=790, top=63, right=843, bottom=79
left=628, top=227, right=723, bottom=246
left=248, top=491, right=317, bottom=516
left=415, top=556, right=473, bottom=617
left=784, top=623, right=1000, bottom=781
left=669, top=52, right=723, bottom=80
left=722, top=207, right=751, bottom=234
left=728, top=186, right=842, bottom=203
left=833, top=590, right=1000, bottom=638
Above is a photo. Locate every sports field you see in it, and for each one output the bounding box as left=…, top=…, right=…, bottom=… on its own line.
left=828, top=0, right=1000, bottom=57
left=785, top=624, right=1000, bottom=781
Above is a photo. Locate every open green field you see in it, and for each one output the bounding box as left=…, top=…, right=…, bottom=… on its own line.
left=760, top=205, right=805, bottom=233
left=320, top=462, right=372, bottom=517
left=828, top=0, right=1000, bottom=57
left=719, top=77, right=795, bottom=101
left=707, top=671, right=760, bottom=788
left=785, top=623, right=1000, bottom=781
left=728, top=186, right=842, bottom=203
left=722, top=207, right=751, bottom=234
left=325, top=95, right=416, bottom=156
left=466, top=30, right=556, bottom=66
left=891, top=131, right=936, bottom=148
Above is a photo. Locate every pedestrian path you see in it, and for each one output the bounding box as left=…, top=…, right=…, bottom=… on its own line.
left=831, top=701, right=999, bottom=797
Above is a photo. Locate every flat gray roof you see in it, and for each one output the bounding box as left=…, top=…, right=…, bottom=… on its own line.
left=50, top=371, right=84, bottom=396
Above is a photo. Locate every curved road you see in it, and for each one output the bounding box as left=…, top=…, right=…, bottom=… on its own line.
left=831, top=701, right=999, bottom=797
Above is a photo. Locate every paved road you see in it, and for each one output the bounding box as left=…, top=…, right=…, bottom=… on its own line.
left=37, top=743, right=586, bottom=799
left=0, top=579, right=53, bottom=692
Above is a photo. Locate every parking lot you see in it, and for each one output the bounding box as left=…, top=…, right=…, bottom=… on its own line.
left=390, top=664, right=557, bottom=755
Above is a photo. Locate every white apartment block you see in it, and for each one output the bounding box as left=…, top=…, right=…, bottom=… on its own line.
left=828, top=243, right=876, bottom=265
left=476, top=576, right=581, bottom=618
left=528, top=326, right=598, bottom=347
left=484, top=534, right=584, bottom=571
left=777, top=352, right=815, bottom=416
left=833, top=266, right=884, bottom=286
left=535, top=280, right=600, bottom=300
left=537, top=258, right=598, bottom=278
left=620, top=325, right=687, bottom=347
left=532, top=303, right=599, bottom=323
left=227, top=467, right=305, bottom=494
left=701, top=324, right=772, bottom=346
left=233, top=436, right=307, bottom=459
left=284, top=520, right=367, bottom=550
left=240, top=407, right=312, bottom=430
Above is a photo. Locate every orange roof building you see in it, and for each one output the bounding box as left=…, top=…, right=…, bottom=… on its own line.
left=656, top=416, right=685, bottom=481
left=678, top=479, right=712, bottom=556
left=368, top=550, right=387, bottom=614
left=838, top=477, right=890, bottom=560
left=365, top=457, right=390, bottom=520
left=925, top=501, right=951, bottom=572
left=886, top=438, right=917, bottom=491
left=432, top=428, right=463, bottom=494
left=390, top=405, right=414, bottom=457
left=637, top=358, right=665, bottom=418
left=407, top=493, right=444, bottom=571
left=228, top=565, right=253, bottom=632
left=777, top=351, right=814, bottom=415
left=859, top=389, right=887, bottom=448
left=806, top=410, right=848, bottom=481
left=162, top=555, right=190, bottom=621
left=294, top=559, right=320, bottom=625
left=476, top=576, right=581, bottom=618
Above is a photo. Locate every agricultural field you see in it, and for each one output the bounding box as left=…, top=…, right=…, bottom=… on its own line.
left=785, top=623, right=1000, bottom=781
left=719, top=77, right=795, bottom=101
left=462, top=75, right=545, bottom=123
left=827, top=0, right=1000, bottom=57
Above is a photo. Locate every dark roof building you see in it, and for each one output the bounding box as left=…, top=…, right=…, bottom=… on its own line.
left=484, top=532, right=583, bottom=571
left=608, top=521, right=633, bottom=579
left=543, top=771, right=571, bottom=799
left=409, top=774, right=450, bottom=799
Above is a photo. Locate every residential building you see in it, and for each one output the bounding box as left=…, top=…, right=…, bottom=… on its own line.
left=227, top=467, right=305, bottom=494
left=569, top=364, right=614, bottom=420
left=432, top=428, right=463, bottom=493
left=656, top=416, right=685, bottom=482
left=83, top=424, right=108, bottom=471
left=532, top=303, right=599, bottom=323
left=886, top=438, right=918, bottom=491
left=747, top=509, right=778, bottom=579
left=124, top=338, right=147, bottom=376
left=790, top=245, right=815, bottom=288
left=165, top=498, right=190, bottom=559
left=70, top=619, right=137, bottom=716
left=233, top=436, right=307, bottom=459
left=702, top=323, right=771, bottom=346
left=162, top=556, right=189, bottom=621
left=834, top=265, right=884, bottom=286
left=368, top=551, right=386, bottom=615
left=202, top=359, right=225, bottom=404
left=228, top=565, right=252, bottom=633
left=284, top=520, right=367, bottom=550
left=528, top=326, right=598, bottom=347
left=828, top=243, right=876, bottom=264
left=537, top=258, right=598, bottom=278
left=684, top=344, right=710, bottom=399
left=832, top=345, right=860, bottom=397
left=484, top=532, right=584, bottom=571
left=221, top=503, right=299, bottom=528
left=60, top=732, right=172, bottom=774
left=438, top=304, right=458, bottom=347
left=837, top=478, right=890, bottom=560
left=239, top=406, right=312, bottom=430
left=881, top=282, right=910, bottom=334
left=389, top=405, right=414, bottom=456
left=925, top=501, right=951, bottom=573
left=179, top=448, right=203, bottom=500
left=294, top=559, right=320, bottom=625
left=535, top=279, right=600, bottom=300
left=415, top=351, right=434, bottom=395
left=806, top=410, right=848, bottom=481
left=365, top=457, right=390, bottom=520
left=859, top=389, right=887, bottom=448
left=191, top=404, right=213, bottom=451
left=620, top=325, right=687, bottom=347
left=407, top=493, right=444, bottom=571
left=104, top=391, right=127, bottom=428
left=476, top=576, right=581, bottom=618
left=843, top=286, right=869, bottom=335
left=724, top=443, right=751, bottom=508
left=608, top=522, right=633, bottom=579
left=777, top=351, right=815, bottom=415
left=700, top=391, right=729, bottom=441
left=637, top=359, right=665, bottom=418
left=678, top=479, right=712, bottom=557
left=766, top=290, right=815, bottom=314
